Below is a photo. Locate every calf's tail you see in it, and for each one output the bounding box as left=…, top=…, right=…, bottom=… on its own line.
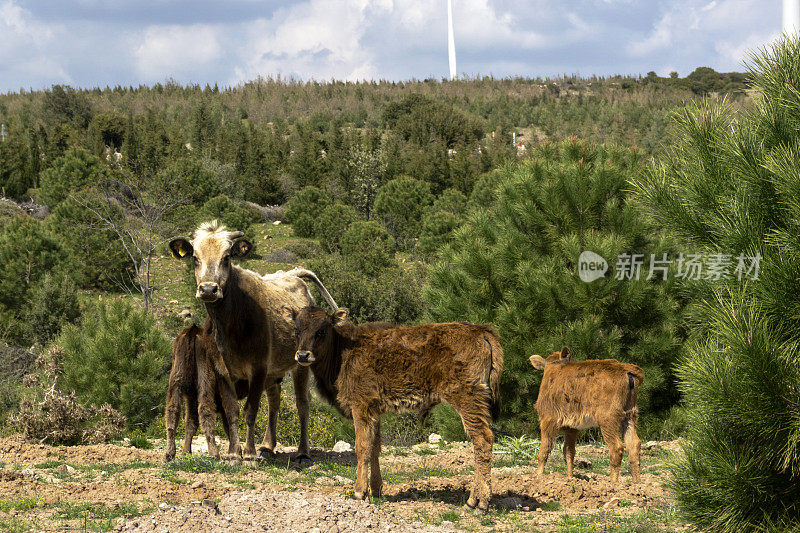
left=483, top=332, right=504, bottom=421
left=292, top=268, right=339, bottom=310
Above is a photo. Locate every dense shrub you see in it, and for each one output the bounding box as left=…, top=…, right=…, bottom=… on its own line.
left=373, top=176, right=433, bottom=248
left=38, top=147, right=106, bottom=208
left=339, top=221, right=395, bottom=275
left=633, top=37, right=800, bottom=532
left=285, top=186, right=330, bottom=238
left=153, top=158, right=220, bottom=206
left=426, top=141, right=683, bottom=434
left=58, top=299, right=170, bottom=430
left=313, top=203, right=358, bottom=252
left=198, top=195, right=258, bottom=233
left=20, top=273, right=80, bottom=345
left=46, top=195, right=131, bottom=290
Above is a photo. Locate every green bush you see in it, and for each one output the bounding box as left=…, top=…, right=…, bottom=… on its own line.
left=46, top=195, right=131, bottom=291
left=20, top=273, right=80, bottom=346
left=198, top=195, right=258, bottom=233
left=426, top=141, right=683, bottom=434
left=38, top=147, right=105, bottom=208
left=373, top=176, right=433, bottom=248
left=153, top=158, right=220, bottom=206
left=313, top=203, right=358, bottom=252
left=339, top=220, right=395, bottom=275
left=285, top=186, right=330, bottom=238
left=0, top=217, right=69, bottom=311
left=633, top=36, right=800, bottom=532
left=58, top=299, right=170, bottom=430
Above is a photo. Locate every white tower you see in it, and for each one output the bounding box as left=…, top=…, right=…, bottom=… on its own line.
left=447, top=0, right=457, bottom=80
left=784, top=0, right=800, bottom=34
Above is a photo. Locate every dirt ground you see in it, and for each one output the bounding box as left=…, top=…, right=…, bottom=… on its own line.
left=0, top=435, right=682, bottom=532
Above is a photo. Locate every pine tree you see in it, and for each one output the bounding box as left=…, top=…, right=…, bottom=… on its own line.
left=426, top=140, right=683, bottom=432
left=633, top=37, right=800, bottom=531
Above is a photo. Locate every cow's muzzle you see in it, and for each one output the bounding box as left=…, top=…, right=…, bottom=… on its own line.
left=197, top=282, right=222, bottom=302
left=295, top=350, right=315, bottom=366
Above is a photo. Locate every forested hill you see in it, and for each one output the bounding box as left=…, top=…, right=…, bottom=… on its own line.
left=0, top=68, right=746, bottom=203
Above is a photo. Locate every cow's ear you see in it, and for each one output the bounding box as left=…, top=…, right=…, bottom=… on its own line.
left=230, top=239, right=253, bottom=258
left=331, top=308, right=349, bottom=325
left=280, top=305, right=296, bottom=323
left=530, top=355, right=546, bottom=370
left=169, top=238, right=193, bottom=259
left=560, top=346, right=571, bottom=362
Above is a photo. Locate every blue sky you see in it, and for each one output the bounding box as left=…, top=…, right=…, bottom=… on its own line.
left=0, top=0, right=782, bottom=93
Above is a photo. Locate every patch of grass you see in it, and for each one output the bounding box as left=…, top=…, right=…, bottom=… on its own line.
left=383, top=464, right=471, bottom=484
left=231, top=479, right=255, bottom=490
left=413, top=447, right=437, bottom=456
left=494, top=435, right=540, bottom=464
left=438, top=509, right=461, bottom=523
left=165, top=454, right=243, bottom=475
left=0, top=517, right=34, bottom=533
left=52, top=501, right=153, bottom=531
left=126, top=430, right=153, bottom=450
left=556, top=503, right=683, bottom=532
left=156, top=469, right=187, bottom=484
left=0, top=498, right=44, bottom=513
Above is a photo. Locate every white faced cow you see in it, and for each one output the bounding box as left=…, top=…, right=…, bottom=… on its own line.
left=169, top=221, right=337, bottom=462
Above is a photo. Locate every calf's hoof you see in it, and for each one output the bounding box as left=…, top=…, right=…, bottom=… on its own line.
left=291, top=454, right=313, bottom=468
left=228, top=443, right=242, bottom=458
left=353, top=491, right=368, bottom=501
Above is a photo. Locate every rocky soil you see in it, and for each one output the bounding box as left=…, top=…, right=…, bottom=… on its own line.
left=0, top=435, right=682, bottom=532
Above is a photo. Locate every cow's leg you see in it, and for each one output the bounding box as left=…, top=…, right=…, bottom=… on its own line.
left=622, top=416, right=642, bottom=483
left=164, top=381, right=182, bottom=462
left=258, top=378, right=280, bottom=459
left=291, top=367, right=312, bottom=465
left=352, top=407, right=374, bottom=500
left=183, top=393, right=199, bottom=456
left=537, top=417, right=558, bottom=476
left=600, top=420, right=624, bottom=484
left=197, top=375, right=220, bottom=460
left=453, top=396, right=494, bottom=512
left=369, top=418, right=382, bottom=498
left=243, top=374, right=265, bottom=458
left=563, top=428, right=578, bottom=477
left=217, top=382, right=241, bottom=458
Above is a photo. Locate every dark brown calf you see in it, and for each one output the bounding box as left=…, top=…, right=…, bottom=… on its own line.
left=283, top=306, right=503, bottom=512
left=530, top=347, right=643, bottom=483
left=164, top=320, right=242, bottom=462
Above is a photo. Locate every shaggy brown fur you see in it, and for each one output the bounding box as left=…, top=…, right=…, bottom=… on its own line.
left=284, top=306, right=503, bottom=511
left=530, top=347, right=644, bottom=483
left=164, top=319, right=245, bottom=462
left=169, top=222, right=338, bottom=462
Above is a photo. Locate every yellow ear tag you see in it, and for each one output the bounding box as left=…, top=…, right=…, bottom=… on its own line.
left=178, top=246, right=188, bottom=257
left=241, top=244, right=249, bottom=254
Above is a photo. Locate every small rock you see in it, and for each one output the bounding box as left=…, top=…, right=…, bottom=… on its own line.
left=603, top=497, right=620, bottom=509
left=158, top=503, right=171, bottom=511
left=21, top=468, right=38, bottom=481
left=178, top=309, right=192, bottom=319
left=333, top=475, right=351, bottom=485
left=574, top=456, right=592, bottom=468
left=190, top=481, right=204, bottom=489
left=332, top=441, right=352, bottom=453
left=273, top=220, right=281, bottom=225
left=440, top=520, right=454, bottom=528
left=428, top=433, right=442, bottom=444
left=310, top=528, right=321, bottom=533
left=202, top=499, right=219, bottom=514
left=314, top=476, right=335, bottom=486
left=644, top=440, right=661, bottom=450
left=169, top=299, right=179, bottom=305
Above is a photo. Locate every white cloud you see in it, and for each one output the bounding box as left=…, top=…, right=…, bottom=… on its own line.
left=133, top=24, right=223, bottom=80
left=0, top=1, right=71, bottom=87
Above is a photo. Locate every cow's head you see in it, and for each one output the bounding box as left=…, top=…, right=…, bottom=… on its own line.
left=282, top=305, right=349, bottom=366
left=168, top=221, right=252, bottom=303
left=530, top=346, right=571, bottom=370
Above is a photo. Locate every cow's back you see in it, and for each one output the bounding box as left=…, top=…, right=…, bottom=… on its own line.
left=338, top=322, right=500, bottom=411
left=536, top=359, right=642, bottom=429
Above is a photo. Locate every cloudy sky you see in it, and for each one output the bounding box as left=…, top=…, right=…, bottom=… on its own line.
left=0, top=0, right=782, bottom=93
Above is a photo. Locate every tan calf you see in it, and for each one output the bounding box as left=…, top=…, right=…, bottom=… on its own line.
left=530, top=347, right=643, bottom=483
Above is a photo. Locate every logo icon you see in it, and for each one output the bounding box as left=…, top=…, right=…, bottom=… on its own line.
left=578, top=251, right=608, bottom=282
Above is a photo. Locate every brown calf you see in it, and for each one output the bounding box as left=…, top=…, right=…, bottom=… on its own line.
left=530, top=347, right=643, bottom=483
left=164, top=319, right=243, bottom=462
left=283, top=306, right=503, bottom=512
